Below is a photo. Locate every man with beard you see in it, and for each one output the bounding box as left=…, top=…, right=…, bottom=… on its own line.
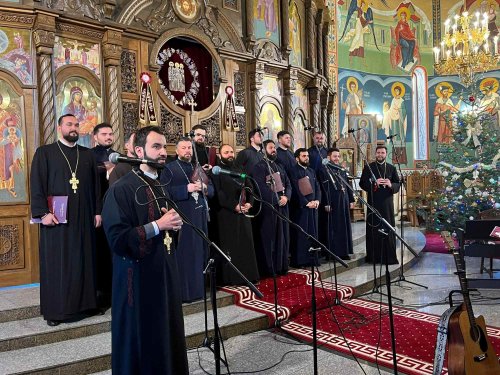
left=30, top=114, right=101, bottom=326
left=211, top=144, right=259, bottom=285
left=234, top=128, right=264, bottom=174
left=109, top=131, right=135, bottom=185
left=319, top=148, right=355, bottom=260
left=102, top=126, right=189, bottom=375
left=162, top=137, right=214, bottom=302
left=251, top=140, right=292, bottom=276
left=289, top=148, right=321, bottom=267
left=276, top=130, right=296, bottom=178
left=359, top=145, right=400, bottom=264
left=307, top=130, right=328, bottom=173
left=191, top=124, right=216, bottom=169
left=91, top=122, right=115, bottom=310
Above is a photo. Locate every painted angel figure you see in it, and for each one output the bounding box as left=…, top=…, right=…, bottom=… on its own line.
left=339, top=0, right=380, bottom=63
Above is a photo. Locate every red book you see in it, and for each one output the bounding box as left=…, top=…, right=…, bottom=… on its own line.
left=30, top=196, right=68, bottom=224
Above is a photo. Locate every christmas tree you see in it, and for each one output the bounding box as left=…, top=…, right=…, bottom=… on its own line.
left=433, top=90, right=500, bottom=232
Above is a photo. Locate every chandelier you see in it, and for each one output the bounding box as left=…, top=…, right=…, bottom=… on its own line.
left=433, top=9, right=499, bottom=87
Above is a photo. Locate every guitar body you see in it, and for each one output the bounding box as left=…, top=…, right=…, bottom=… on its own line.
left=447, top=304, right=500, bottom=375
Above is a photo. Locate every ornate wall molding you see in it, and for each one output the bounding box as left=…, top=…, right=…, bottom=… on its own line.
left=55, top=22, right=104, bottom=40
left=196, top=7, right=232, bottom=49
left=121, top=50, right=138, bottom=94
left=253, top=40, right=283, bottom=63
left=160, top=105, right=184, bottom=144
left=0, top=12, right=35, bottom=27
left=316, top=9, right=324, bottom=75
left=37, top=0, right=105, bottom=21
left=244, top=0, right=255, bottom=50
left=134, top=0, right=175, bottom=33
left=212, top=7, right=245, bottom=52
left=235, top=113, right=246, bottom=146
left=200, top=108, right=222, bottom=147
left=0, top=222, right=22, bottom=271
left=122, top=102, right=139, bottom=138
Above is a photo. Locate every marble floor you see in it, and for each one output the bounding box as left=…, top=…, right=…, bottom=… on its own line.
left=188, top=251, right=500, bottom=375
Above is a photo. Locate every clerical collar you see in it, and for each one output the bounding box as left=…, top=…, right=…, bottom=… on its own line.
left=143, top=170, right=158, bottom=179
left=94, top=145, right=112, bottom=151
left=278, top=145, right=288, bottom=151
left=58, top=139, right=77, bottom=148
left=298, top=164, right=308, bottom=170
left=252, top=144, right=261, bottom=152
left=376, top=160, right=386, bottom=165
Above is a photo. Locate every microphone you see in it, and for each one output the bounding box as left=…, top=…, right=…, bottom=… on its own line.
left=304, top=126, right=315, bottom=131
left=386, top=133, right=399, bottom=140
left=109, top=152, right=165, bottom=169
left=256, top=126, right=268, bottom=132
left=212, top=166, right=248, bottom=179
left=321, top=158, right=348, bottom=172
left=347, top=128, right=362, bottom=133
left=185, top=130, right=195, bottom=138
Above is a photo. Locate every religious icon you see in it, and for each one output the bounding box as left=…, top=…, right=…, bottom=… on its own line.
left=382, top=82, right=407, bottom=145
left=173, top=0, right=201, bottom=23
left=289, top=3, right=302, bottom=66
left=479, top=77, right=500, bottom=126
left=341, top=77, right=364, bottom=136
left=433, top=82, right=459, bottom=145
left=0, top=80, right=27, bottom=204
left=390, top=5, right=420, bottom=72
left=259, top=102, right=283, bottom=141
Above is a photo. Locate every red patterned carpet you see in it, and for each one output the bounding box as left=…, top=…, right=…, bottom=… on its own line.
left=221, top=270, right=500, bottom=375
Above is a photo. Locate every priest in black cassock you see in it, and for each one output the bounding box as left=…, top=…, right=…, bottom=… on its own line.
left=289, top=148, right=321, bottom=267
left=30, top=114, right=100, bottom=326
left=251, top=140, right=292, bottom=276
left=319, top=148, right=355, bottom=260
left=234, top=128, right=264, bottom=174
left=91, top=122, right=115, bottom=309
left=307, top=130, right=328, bottom=173
left=102, top=126, right=188, bottom=375
left=211, top=144, right=260, bottom=285
left=162, top=138, right=214, bottom=303
left=192, top=124, right=217, bottom=169
left=359, top=145, right=400, bottom=264
left=276, top=130, right=296, bottom=178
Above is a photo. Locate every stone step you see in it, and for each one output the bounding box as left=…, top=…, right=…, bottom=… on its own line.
left=0, top=303, right=266, bottom=375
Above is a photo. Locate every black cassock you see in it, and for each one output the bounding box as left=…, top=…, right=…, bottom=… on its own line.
left=162, top=159, right=214, bottom=302
left=251, top=159, right=292, bottom=276
left=30, top=142, right=100, bottom=321
left=307, top=145, right=327, bottom=174
left=234, top=146, right=264, bottom=174
left=92, top=145, right=115, bottom=309
left=102, top=170, right=189, bottom=375
left=210, top=162, right=260, bottom=285
left=276, top=147, right=296, bottom=178
left=289, top=164, right=321, bottom=267
left=359, top=161, right=400, bottom=264
left=319, top=166, right=355, bottom=258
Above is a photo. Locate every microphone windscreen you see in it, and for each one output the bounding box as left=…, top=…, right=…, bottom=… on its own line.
left=212, top=166, right=221, bottom=175
left=109, top=152, right=121, bottom=164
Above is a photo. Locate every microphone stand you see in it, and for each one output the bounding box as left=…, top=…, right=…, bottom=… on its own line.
left=387, top=136, right=427, bottom=290
left=136, top=170, right=263, bottom=375
left=242, top=178, right=349, bottom=375
left=351, top=131, right=394, bottom=300
left=261, top=156, right=282, bottom=328
left=187, top=133, right=216, bottom=353
left=332, top=169, right=419, bottom=375
left=322, top=164, right=364, bottom=317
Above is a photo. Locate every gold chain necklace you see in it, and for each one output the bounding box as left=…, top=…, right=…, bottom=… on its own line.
left=133, top=170, right=173, bottom=253
left=57, top=141, right=79, bottom=193
left=376, top=161, right=387, bottom=179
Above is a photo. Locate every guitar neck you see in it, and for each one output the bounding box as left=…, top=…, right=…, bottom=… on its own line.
left=442, top=232, right=478, bottom=332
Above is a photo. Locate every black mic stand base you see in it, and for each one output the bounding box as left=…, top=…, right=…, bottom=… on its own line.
left=329, top=257, right=364, bottom=317
left=390, top=274, right=428, bottom=289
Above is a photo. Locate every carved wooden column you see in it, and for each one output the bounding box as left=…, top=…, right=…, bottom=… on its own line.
left=283, top=68, right=298, bottom=136
left=306, top=0, right=317, bottom=72
left=33, top=13, right=56, bottom=146
left=102, top=29, right=123, bottom=150
left=323, top=21, right=330, bottom=83
left=281, top=0, right=291, bottom=61
left=321, top=91, right=329, bottom=138
left=316, top=9, right=324, bottom=75
left=308, top=77, right=321, bottom=131
left=327, top=93, right=336, bottom=143
left=244, top=0, right=256, bottom=50
left=249, top=61, right=264, bottom=130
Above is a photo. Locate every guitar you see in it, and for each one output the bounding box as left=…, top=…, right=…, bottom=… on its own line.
left=441, top=231, right=500, bottom=375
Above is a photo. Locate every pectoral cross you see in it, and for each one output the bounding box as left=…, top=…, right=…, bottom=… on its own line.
left=164, top=233, right=172, bottom=254
left=69, top=172, right=79, bottom=193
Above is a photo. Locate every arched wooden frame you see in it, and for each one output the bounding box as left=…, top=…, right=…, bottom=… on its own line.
left=149, top=28, right=227, bottom=120
left=55, top=65, right=102, bottom=98
left=291, top=107, right=308, bottom=150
